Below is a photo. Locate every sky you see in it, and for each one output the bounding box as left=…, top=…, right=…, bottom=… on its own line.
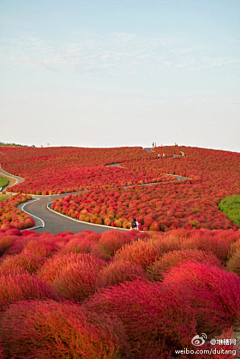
left=0, top=0, right=240, bottom=152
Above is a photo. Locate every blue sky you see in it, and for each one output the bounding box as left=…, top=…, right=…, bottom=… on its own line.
left=1, top=0, right=240, bottom=151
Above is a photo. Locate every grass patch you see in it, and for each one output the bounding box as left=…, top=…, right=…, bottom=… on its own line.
left=0, top=195, right=9, bottom=202
left=0, top=176, right=8, bottom=188
left=219, top=195, right=240, bottom=227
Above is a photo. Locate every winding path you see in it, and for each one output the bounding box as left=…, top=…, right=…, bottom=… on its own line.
left=0, top=153, right=190, bottom=234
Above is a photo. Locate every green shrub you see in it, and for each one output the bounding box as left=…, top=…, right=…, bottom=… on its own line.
left=219, top=195, right=240, bottom=227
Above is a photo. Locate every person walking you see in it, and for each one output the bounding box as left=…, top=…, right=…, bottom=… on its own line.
left=130, top=218, right=139, bottom=230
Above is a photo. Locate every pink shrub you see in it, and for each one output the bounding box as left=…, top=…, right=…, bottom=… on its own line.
left=211, top=229, right=240, bottom=243
left=37, top=253, right=106, bottom=302
left=4, top=228, right=21, bottom=236
left=227, top=249, right=240, bottom=276
left=0, top=299, right=129, bottom=359
left=113, top=239, right=162, bottom=269
left=3, top=238, right=25, bottom=256
left=21, top=229, right=40, bottom=237
left=150, top=232, right=182, bottom=253
left=95, top=230, right=131, bottom=258
left=0, top=253, right=46, bottom=276
left=163, top=228, right=194, bottom=239
left=229, top=237, right=240, bottom=257
left=99, top=260, right=148, bottom=288
left=52, top=255, right=106, bottom=302
left=22, top=238, right=58, bottom=257
left=181, top=232, right=231, bottom=261
left=0, top=235, right=14, bottom=257
left=60, top=237, right=93, bottom=254
left=83, top=279, right=196, bottom=358
left=37, top=253, right=105, bottom=284
left=84, top=232, right=101, bottom=243
left=0, top=272, right=54, bottom=311
left=162, top=261, right=240, bottom=336
left=147, top=249, right=222, bottom=281
left=126, top=229, right=150, bottom=241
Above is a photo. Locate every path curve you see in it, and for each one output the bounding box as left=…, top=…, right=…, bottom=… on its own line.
left=0, top=153, right=190, bottom=234
left=0, top=166, right=25, bottom=188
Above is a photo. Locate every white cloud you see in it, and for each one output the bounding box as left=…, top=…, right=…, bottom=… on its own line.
left=1, top=31, right=239, bottom=78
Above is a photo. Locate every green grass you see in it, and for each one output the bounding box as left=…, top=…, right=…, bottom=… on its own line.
left=0, top=196, right=9, bottom=202
left=0, top=177, right=9, bottom=188
left=218, top=195, right=240, bottom=227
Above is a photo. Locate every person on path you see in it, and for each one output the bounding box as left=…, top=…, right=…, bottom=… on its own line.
left=130, top=218, right=139, bottom=230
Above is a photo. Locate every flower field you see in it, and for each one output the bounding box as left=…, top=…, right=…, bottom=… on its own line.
left=0, top=228, right=239, bottom=358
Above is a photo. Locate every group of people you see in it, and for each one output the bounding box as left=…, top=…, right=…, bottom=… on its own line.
left=157, top=153, right=165, bottom=159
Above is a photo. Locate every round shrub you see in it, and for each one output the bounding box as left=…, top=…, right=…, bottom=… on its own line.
left=60, top=237, right=93, bottom=254
left=113, top=239, right=162, bottom=269
left=227, top=249, right=240, bottom=276
left=0, top=299, right=129, bottom=359
left=37, top=253, right=106, bottom=302
left=22, top=239, right=58, bottom=257
left=147, top=249, right=222, bottom=281
left=83, top=279, right=196, bottom=358
left=181, top=232, right=230, bottom=262
left=95, top=230, right=131, bottom=258
left=99, top=260, right=148, bottom=288
left=52, top=258, right=106, bottom=302
left=150, top=232, right=182, bottom=253
left=162, top=261, right=240, bottom=336
left=37, top=253, right=105, bottom=284
left=83, top=232, right=101, bottom=243
left=0, top=253, right=46, bottom=276
left=0, top=235, right=14, bottom=257
left=0, top=272, right=54, bottom=311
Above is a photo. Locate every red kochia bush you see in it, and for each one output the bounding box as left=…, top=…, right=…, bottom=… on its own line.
left=95, top=230, right=131, bottom=258
left=0, top=272, right=54, bottom=311
left=99, top=260, right=148, bottom=288
left=37, top=253, right=106, bottom=302
left=60, top=236, right=93, bottom=254
left=147, top=249, right=222, bottom=281
left=181, top=232, right=231, bottom=262
left=83, top=279, right=197, bottom=358
left=0, top=253, right=46, bottom=276
left=150, top=232, right=182, bottom=253
left=0, top=299, right=129, bottom=359
left=162, top=261, right=240, bottom=336
left=227, top=249, right=240, bottom=276
left=0, top=235, right=14, bottom=257
left=113, top=239, right=162, bottom=269
left=22, top=238, right=58, bottom=257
